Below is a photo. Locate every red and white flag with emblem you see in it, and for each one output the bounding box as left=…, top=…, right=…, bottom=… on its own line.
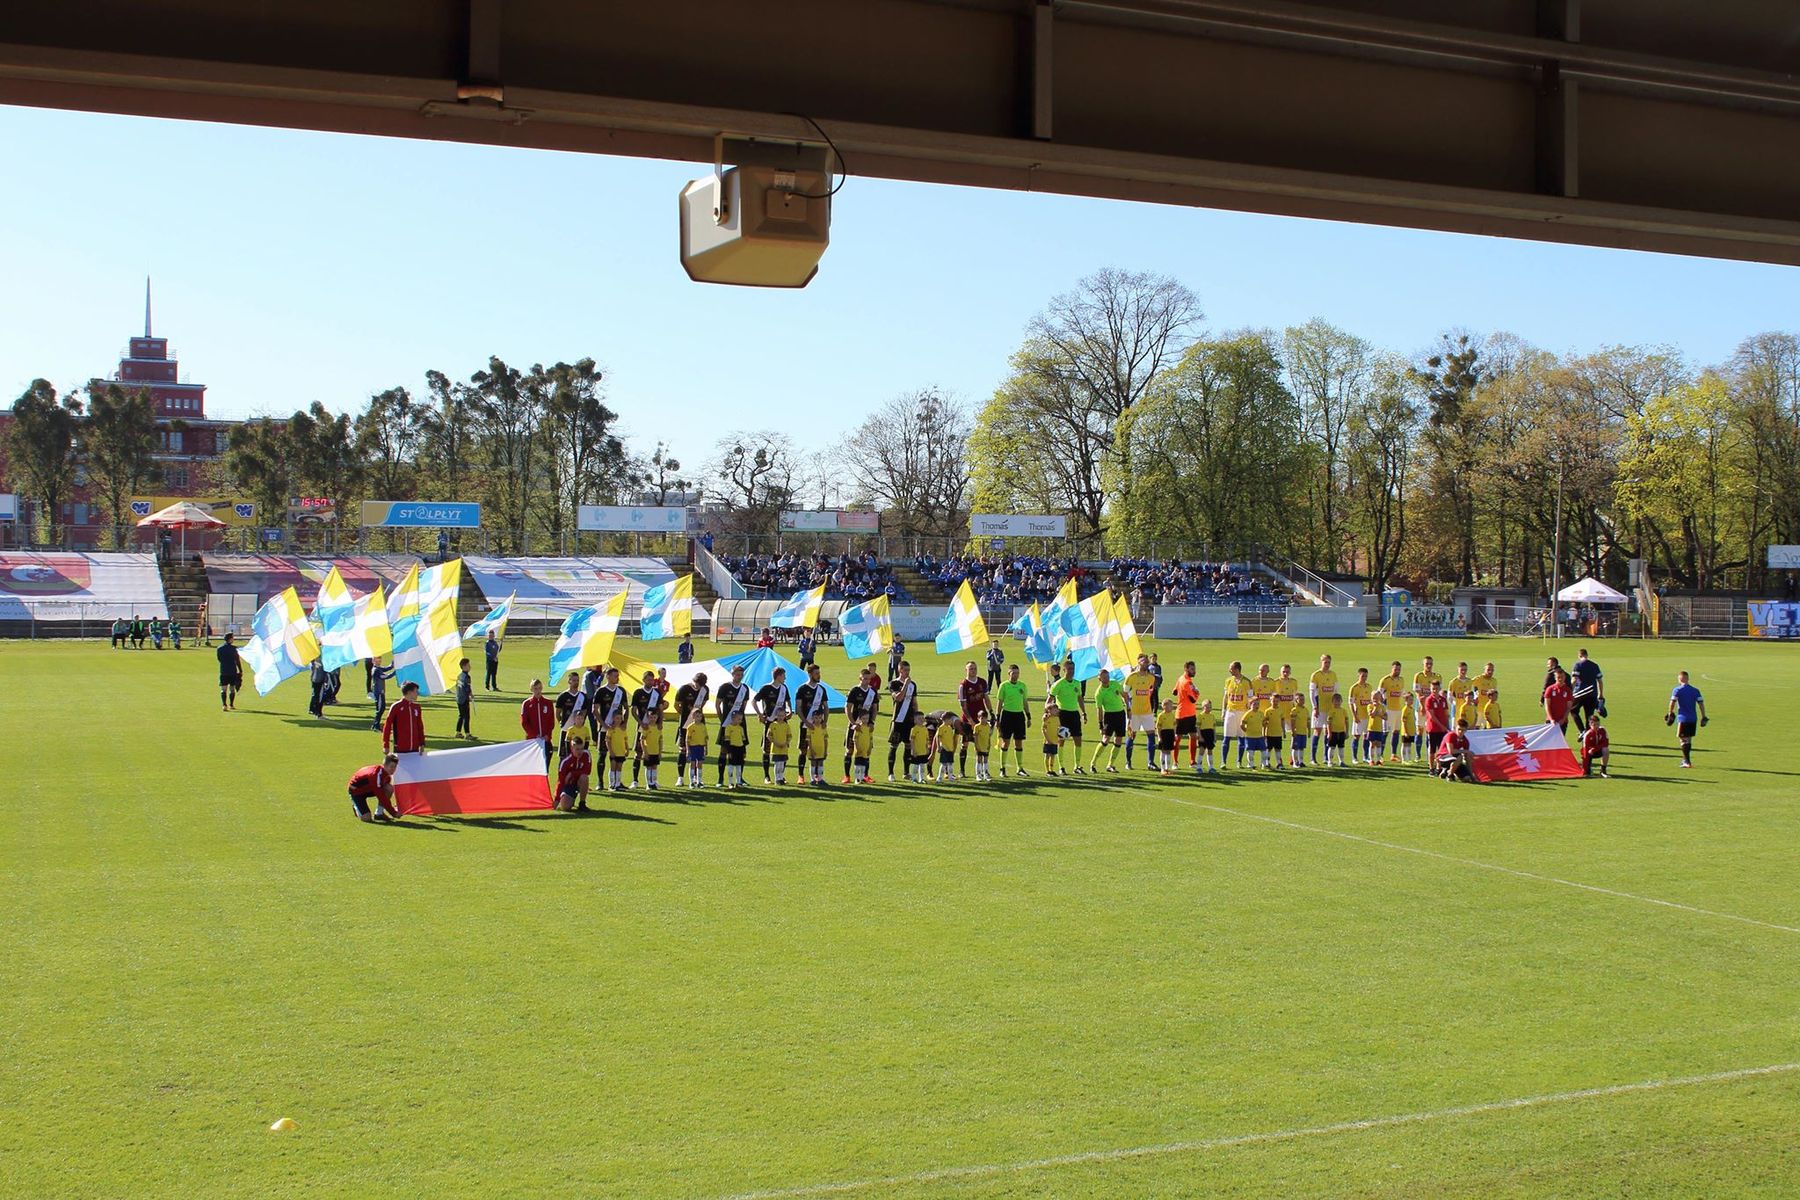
left=1464, top=722, right=1583, bottom=782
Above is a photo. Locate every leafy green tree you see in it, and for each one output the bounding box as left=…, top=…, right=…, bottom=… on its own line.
left=419, top=368, right=476, bottom=503
left=1616, top=375, right=1753, bottom=589
left=6, top=379, right=82, bottom=540
left=1342, top=360, right=1417, bottom=592
left=80, top=383, right=160, bottom=548
left=1409, top=334, right=1486, bottom=584
left=1282, top=319, right=1371, bottom=569
left=222, top=418, right=294, bottom=533
left=538, top=359, right=625, bottom=546
left=469, top=357, right=542, bottom=552
left=354, top=387, right=424, bottom=503
left=1109, top=331, right=1305, bottom=558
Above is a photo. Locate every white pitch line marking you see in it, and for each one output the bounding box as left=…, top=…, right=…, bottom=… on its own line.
left=1163, top=795, right=1800, bottom=936
left=712, top=1062, right=1800, bottom=1200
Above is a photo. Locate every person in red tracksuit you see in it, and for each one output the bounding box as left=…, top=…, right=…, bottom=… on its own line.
left=348, top=754, right=401, bottom=822
left=1581, top=718, right=1611, bottom=778
left=382, top=681, right=426, bottom=754
left=555, top=735, right=592, bottom=813
left=1542, top=669, right=1575, bottom=736
left=1420, top=681, right=1451, bottom=770
left=520, top=678, right=558, bottom=767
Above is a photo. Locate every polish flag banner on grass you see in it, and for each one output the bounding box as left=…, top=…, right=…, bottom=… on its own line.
left=391, top=739, right=553, bottom=816
left=1465, top=722, right=1582, bottom=782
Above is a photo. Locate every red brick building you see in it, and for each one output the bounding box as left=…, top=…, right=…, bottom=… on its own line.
left=0, top=282, right=249, bottom=545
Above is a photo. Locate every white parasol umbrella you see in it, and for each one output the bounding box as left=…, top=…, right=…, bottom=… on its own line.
left=1556, top=576, right=1628, bottom=604
left=136, top=501, right=227, bottom=559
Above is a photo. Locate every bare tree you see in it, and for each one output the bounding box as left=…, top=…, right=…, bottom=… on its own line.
left=836, top=389, right=969, bottom=539
left=705, top=430, right=799, bottom=536
left=1283, top=319, right=1372, bottom=569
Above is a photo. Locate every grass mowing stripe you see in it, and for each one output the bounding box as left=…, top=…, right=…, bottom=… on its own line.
left=1161, top=795, right=1800, bottom=936
left=714, top=1061, right=1800, bottom=1200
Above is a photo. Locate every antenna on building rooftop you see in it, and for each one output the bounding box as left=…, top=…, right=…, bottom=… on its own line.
left=144, top=276, right=153, bottom=338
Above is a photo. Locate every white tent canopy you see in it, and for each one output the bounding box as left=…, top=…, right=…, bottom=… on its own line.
left=1556, top=576, right=1628, bottom=604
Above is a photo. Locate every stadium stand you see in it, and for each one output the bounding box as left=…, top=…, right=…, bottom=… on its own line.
left=914, top=554, right=1291, bottom=614
left=0, top=551, right=169, bottom=637
left=721, top=552, right=911, bottom=603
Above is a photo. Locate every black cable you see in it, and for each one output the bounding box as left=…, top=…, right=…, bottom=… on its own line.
left=779, top=112, right=849, bottom=199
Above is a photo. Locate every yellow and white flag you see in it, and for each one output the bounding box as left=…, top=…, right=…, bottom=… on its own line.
left=549, top=588, right=628, bottom=681
left=934, top=579, right=989, bottom=653
left=393, top=559, right=463, bottom=695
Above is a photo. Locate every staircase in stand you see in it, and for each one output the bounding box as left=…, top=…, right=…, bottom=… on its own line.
left=159, top=556, right=210, bottom=638
left=890, top=563, right=935, bottom=605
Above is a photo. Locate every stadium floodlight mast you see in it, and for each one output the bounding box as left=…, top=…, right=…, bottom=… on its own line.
left=680, top=133, right=837, bottom=287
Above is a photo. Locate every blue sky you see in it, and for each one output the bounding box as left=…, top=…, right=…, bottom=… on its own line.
left=2, top=102, right=1797, bottom=475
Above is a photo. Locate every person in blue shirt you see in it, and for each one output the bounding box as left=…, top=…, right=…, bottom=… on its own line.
left=677, top=634, right=694, bottom=665
left=483, top=631, right=501, bottom=691
left=1570, top=648, right=1605, bottom=731
left=1665, top=671, right=1707, bottom=768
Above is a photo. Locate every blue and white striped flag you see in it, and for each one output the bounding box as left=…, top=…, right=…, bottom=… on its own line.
left=840, top=595, right=891, bottom=660
left=1059, top=594, right=1109, bottom=681
left=464, top=592, right=515, bottom=641
left=934, top=580, right=989, bottom=654
left=770, top=584, right=825, bottom=630
left=638, top=575, right=693, bottom=641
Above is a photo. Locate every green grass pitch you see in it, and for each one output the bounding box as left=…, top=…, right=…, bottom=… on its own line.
left=3, top=633, right=1797, bottom=1198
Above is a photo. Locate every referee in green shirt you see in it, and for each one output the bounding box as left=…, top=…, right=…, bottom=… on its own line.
left=1089, top=669, right=1127, bottom=772
left=995, top=664, right=1031, bottom=776
left=1049, top=669, right=1087, bottom=771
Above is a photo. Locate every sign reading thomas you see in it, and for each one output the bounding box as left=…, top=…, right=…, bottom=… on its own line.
left=361, top=501, right=482, bottom=528
left=577, top=505, right=688, bottom=533
left=971, top=514, right=1067, bottom=538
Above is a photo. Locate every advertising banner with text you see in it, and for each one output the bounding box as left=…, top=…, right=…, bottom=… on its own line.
left=1768, top=545, right=1800, bottom=570
left=1748, top=600, right=1800, bottom=639
left=130, top=497, right=258, bottom=526
left=577, top=505, right=689, bottom=533
left=361, top=501, right=482, bottom=528
left=971, top=514, right=1067, bottom=538
left=780, top=510, right=882, bottom=532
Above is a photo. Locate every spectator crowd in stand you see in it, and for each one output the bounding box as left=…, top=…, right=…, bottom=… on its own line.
left=916, top=554, right=1281, bottom=612
left=723, top=551, right=911, bottom=603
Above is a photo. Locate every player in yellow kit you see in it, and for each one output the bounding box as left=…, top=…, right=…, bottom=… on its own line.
left=1400, top=693, right=1419, bottom=762
left=1308, top=654, right=1339, bottom=765
left=1347, top=667, right=1374, bottom=764
left=1379, top=661, right=1408, bottom=762
left=1041, top=701, right=1066, bottom=776
left=765, top=712, right=794, bottom=785
left=851, top=718, right=875, bottom=784
left=1221, top=661, right=1253, bottom=769
left=1448, top=662, right=1476, bottom=729
left=908, top=719, right=933, bottom=783
left=1241, top=703, right=1267, bottom=770
left=1123, top=655, right=1160, bottom=772
left=684, top=713, right=710, bottom=788
left=1412, top=655, right=1443, bottom=759
left=1366, top=695, right=1387, bottom=765
left=1483, top=689, right=1504, bottom=729
left=970, top=710, right=994, bottom=781
left=1155, top=700, right=1179, bottom=775
left=934, top=717, right=960, bottom=781
left=1195, top=700, right=1220, bottom=774
left=1273, top=665, right=1302, bottom=769
left=1325, top=693, right=1350, bottom=766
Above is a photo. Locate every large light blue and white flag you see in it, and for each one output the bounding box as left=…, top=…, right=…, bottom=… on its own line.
left=840, top=594, right=892, bottom=660
left=313, top=565, right=393, bottom=672
left=1035, top=578, right=1078, bottom=663
left=1059, top=593, right=1110, bottom=681
left=392, top=559, right=463, bottom=696
left=241, top=586, right=321, bottom=695
left=638, top=575, right=693, bottom=641
left=465, top=592, right=515, bottom=641
left=548, top=590, right=626, bottom=682
left=934, top=580, right=990, bottom=654
left=1006, top=604, right=1037, bottom=639
left=769, top=584, right=825, bottom=630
